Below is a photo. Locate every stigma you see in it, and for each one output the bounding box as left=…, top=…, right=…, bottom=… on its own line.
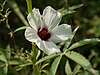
left=37, top=27, right=51, bottom=41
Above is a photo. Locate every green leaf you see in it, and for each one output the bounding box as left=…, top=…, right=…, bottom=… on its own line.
left=8, top=66, right=19, bottom=75
left=0, top=50, right=7, bottom=62
left=5, top=45, right=11, bottom=61
left=77, top=71, right=93, bottom=75
left=88, top=69, right=99, bottom=75
left=9, top=59, right=21, bottom=65
left=3, top=63, right=8, bottom=75
left=41, top=70, right=49, bottom=74
left=58, top=8, right=75, bottom=16
left=64, top=51, right=92, bottom=69
left=8, top=1, right=29, bottom=26
left=0, top=62, right=8, bottom=75
left=50, top=56, right=62, bottom=75
left=35, top=53, right=60, bottom=65
left=13, top=55, right=33, bottom=70
left=73, top=65, right=81, bottom=75
left=15, top=62, right=32, bottom=71
left=67, top=38, right=100, bottom=51
left=0, top=60, right=8, bottom=75
left=0, top=47, right=9, bottom=75
left=41, top=63, right=49, bottom=69
left=69, top=4, right=83, bottom=10
left=0, top=45, right=11, bottom=62
left=59, top=4, right=83, bottom=16
left=65, top=60, right=72, bottom=75
left=64, top=27, right=79, bottom=50
left=13, top=26, right=28, bottom=33
left=36, top=49, right=41, bottom=59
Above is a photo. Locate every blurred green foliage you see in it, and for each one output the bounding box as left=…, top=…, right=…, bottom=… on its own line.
left=0, top=0, right=100, bottom=75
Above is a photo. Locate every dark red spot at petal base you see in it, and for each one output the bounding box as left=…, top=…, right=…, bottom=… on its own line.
left=37, top=27, right=51, bottom=41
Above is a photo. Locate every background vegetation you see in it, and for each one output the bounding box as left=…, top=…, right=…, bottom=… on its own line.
left=0, top=0, right=100, bottom=75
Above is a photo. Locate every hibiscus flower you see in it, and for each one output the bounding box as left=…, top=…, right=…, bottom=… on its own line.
left=25, top=6, right=72, bottom=55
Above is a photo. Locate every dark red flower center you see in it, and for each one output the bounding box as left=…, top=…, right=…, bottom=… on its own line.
left=37, top=27, right=51, bottom=41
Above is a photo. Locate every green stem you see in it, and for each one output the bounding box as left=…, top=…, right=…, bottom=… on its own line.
left=26, top=0, right=32, bottom=13
left=32, top=43, right=39, bottom=75
left=25, top=1, right=39, bottom=74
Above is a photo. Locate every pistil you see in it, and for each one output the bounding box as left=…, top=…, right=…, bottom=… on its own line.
left=37, top=27, right=51, bottom=41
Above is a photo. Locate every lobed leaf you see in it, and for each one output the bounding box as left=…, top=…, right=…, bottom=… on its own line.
left=0, top=50, right=7, bottom=62
left=50, top=56, right=62, bottom=75
left=64, top=26, right=79, bottom=50
left=5, top=45, right=11, bottom=61
left=64, top=51, right=92, bottom=69
left=69, top=4, right=83, bottom=10
left=35, top=53, right=60, bottom=65
left=65, top=60, right=72, bottom=75
left=0, top=63, right=8, bottom=75
left=58, top=8, right=75, bottom=16
left=73, top=65, right=81, bottom=75
left=59, top=4, right=83, bottom=16
left=67, top=38, right=100, bottom=51
left=0, top=46, right=12, bottom=75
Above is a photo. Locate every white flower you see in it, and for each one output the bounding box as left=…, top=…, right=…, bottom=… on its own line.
left=25, top=6, right=72, bottom=55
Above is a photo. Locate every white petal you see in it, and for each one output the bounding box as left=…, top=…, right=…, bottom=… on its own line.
left=25, top=27, right=40, bottom=42
left=27, top=8, right=43, bottom=31
left=36, top=40, right=60, bottom=55
left=42, top=6, right=61, bottom=30
left=43, top=41, right=60, bottom=55
left=50, top=24, right=72, bottom=43
left=35, top=40, right=46, bottom=52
